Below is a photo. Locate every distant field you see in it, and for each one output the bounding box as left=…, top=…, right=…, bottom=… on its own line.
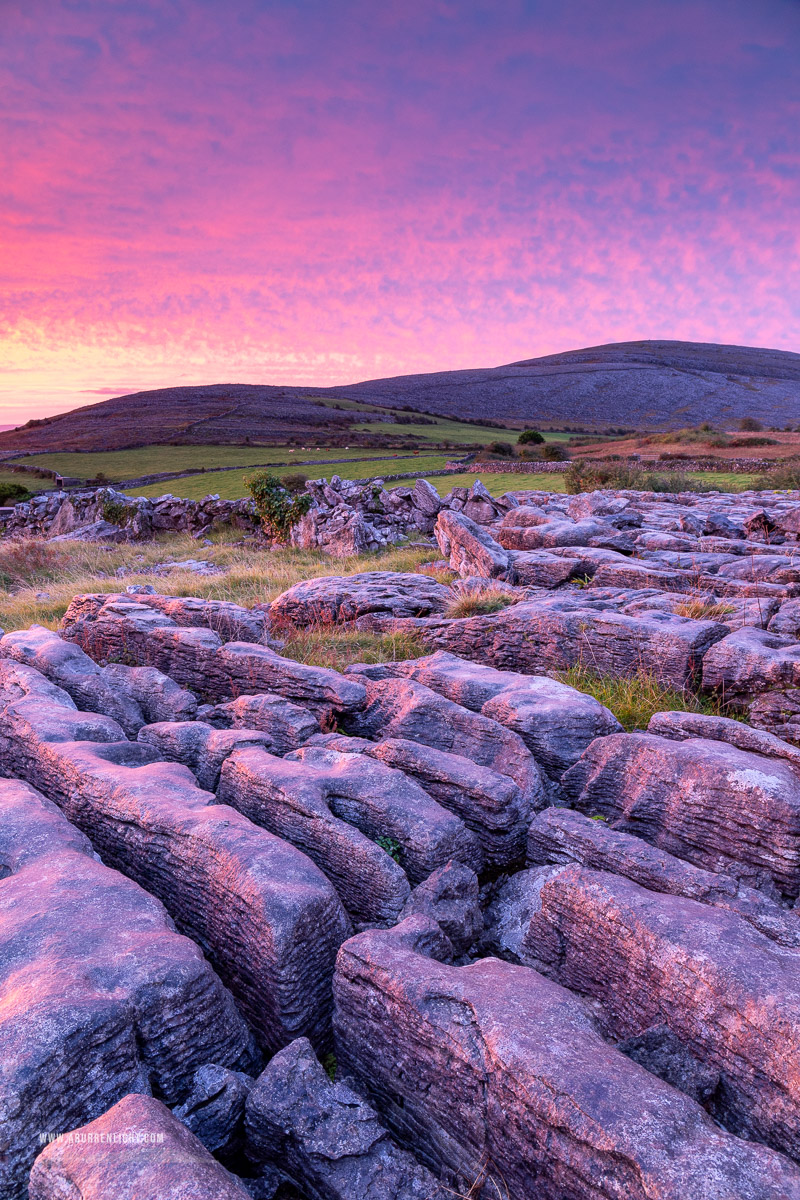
left=0, top=469, right=54, bottom=493
left=417, top=472, right=569, bottom=496
left=124, top=454, right=455, bottom=500
left=10, top=444, right=396, bottom=483
left=353, top=419, right=544, bottom=444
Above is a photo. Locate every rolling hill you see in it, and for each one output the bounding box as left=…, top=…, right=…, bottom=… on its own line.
left=3, top=340, right=799, bottom=454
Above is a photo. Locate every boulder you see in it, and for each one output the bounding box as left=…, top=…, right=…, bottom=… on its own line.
left=218, top=744, right=481, bottom=923
left=391, top=650, right=622, bottom=776
left=340, top=675, right=546, bottom=809
left=384, top=600, right=726, bottom=690
left=497, top=862, right=800, bottom=1157
left=311, top=732, right=532, bottom=867
left=434, top=509, right=511, bottom=578
left=525, top=807, right=800, bottom=946
left=172, top=1063, right=253, bottom=1156
left=334, top=917, right=800, bottom=1199
left=398, top=860, right=483, bottom=955
left=137, top=721, right=278, bottom=791
left=270, top=571, right=452, bottom=626
left=0, top=778, right=252, bottom=1198
left=207, top=691, right=320, bottom=751
left=562, top=731, right=800, bottom=897
left=245, top=1038, right=448, bottom=1200
left=28, top=1094, right=252, bottom=1199
left=702, top=627, right=800, bottom=698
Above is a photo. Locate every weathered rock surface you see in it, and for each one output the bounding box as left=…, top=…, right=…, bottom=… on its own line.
left=525, top=807, right=800, bottom=946
left=562, top=730, right=800, bottom=896
left=340, top=675, right=546, bottom=808
left=207, top=691, right=320, bottom=750
left=334, top=916, right=800, bottom=1199
left=500, top=862, right=800, bottom=1157
left=172, top=1063, right=253, bottom=1156
left=61, top=597, right=366, bottom=718
left=648, top=707, right=800, bottom=768
left=138, top=721, right=278, bottom=791
left=389, top=649, right=622, bottom=776
left=0, top=778, right=252, bottom=1197
left=245, top=1038, right=449, bottom=1200
left=28, top=1093, right=253, bottom=1199
left=218, top=744, right=481, bottom=923
left=382, top=599, right=727, bottom=689
left=270, top=571, right=452, bottom=626
left=398, top=860, right=483, bottom=955
left=312, top=732, right=531, bottom=867
left=0, top=662, right=351, bottom=1053
left=702, top=626, right=800, bottom=698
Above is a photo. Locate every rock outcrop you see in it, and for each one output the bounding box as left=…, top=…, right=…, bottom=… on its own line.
left=334, top=917, right=800, bottom=1199
left=28, top=1093, right=253, bottom=1199
left=0, top=778, right=252, bottom=1197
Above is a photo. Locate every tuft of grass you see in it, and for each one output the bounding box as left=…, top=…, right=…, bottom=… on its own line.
left=673, top=599, right=735, bottom=621
left=279, top=625, right=427, bottom=674
left=445, top=587, right=519, bottom=618
left=555, top=664, right=727, bottom=731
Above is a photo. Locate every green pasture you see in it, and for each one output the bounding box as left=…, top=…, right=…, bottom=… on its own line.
left=124, top=454, right=454, bottom=500
left=9, top=444, right=393, bottom=484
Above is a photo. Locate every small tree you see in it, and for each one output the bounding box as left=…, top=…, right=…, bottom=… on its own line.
left=518, top=429, right=545, bottom=445
left=246, top=471, right=312, bottom=540
left=738, top=417, right=764, bottom=432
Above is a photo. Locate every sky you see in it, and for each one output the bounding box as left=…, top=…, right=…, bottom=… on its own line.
left=1, top=0, right=799, bottom=424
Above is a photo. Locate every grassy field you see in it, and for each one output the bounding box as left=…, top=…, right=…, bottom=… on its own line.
left=123, top=455, right=454, bottom=500
left=0, top=469, right=55, bottom=494
left=8, top=444, right=402, bottom=483
left=0, top=532, right=435, bottom=640
left=420, top=471, right=569, bottom=495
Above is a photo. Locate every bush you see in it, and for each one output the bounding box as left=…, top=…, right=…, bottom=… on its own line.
left=541, top=444, right=568, bottom=462
left=0, top=482, right=31, bottom=505
left=564, top=460, right=723, bottom=495
left=279, top=472, right=309, bottom=494
left=487, top=441, right=514, bottom=457
left=518, top=429, right=544, bottom=445
left=245, top=471, right=313, bottom=540
left=755, top=464, right=800, bottom=491
left=738, top=417, right=764, bottom=432
left=101, top=498, right=134, bottom=525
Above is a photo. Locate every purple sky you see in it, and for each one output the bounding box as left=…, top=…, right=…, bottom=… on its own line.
left=2, top=0, right=799, bottom=422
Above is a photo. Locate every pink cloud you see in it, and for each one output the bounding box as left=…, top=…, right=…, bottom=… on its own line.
left=0, top=0, right=798, bottom=422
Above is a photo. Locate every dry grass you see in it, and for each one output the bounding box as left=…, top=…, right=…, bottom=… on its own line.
left=279, top=624, right=427, bottom=673
left=445, top=586, right=519, bottom=618
left=0, top=532, right=434, bottom=634
left=673, top=598, right=735, bottom=621
left=555, top=664, right=727, bottom=731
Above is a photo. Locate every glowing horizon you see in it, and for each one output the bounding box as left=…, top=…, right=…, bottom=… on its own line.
left=2, top=0, right=799, bottom=425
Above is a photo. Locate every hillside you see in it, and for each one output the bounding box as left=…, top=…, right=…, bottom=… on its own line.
left=337, top=340, right=800, bottom=426
left=2, top=339, right=799, bottom=454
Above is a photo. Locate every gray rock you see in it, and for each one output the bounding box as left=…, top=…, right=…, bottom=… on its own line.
left=398, top=860, right=483, bottom=955
left=270, top=571, right=452, bottom=626
left=29, top=1094, right=252, bottom=1199
left=173, top=1063, right=253, bottom=1155
left=334, top=917, right=800, bottom=1199
left=245, top=1038, right=448, bottom=1200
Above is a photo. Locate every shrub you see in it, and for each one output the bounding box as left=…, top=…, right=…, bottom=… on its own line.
left=729, top=436, right=777, bottom=447
left=0, top=482, right=31, bottom=505
left=279, top=472, right=309, bottom=494
left=754, top=463, right=800, bottom=491
left=517, top=429, right=544, bottom=445
left=565, top=461, right=715, bottom=495
left=245, top=471, right=313, bottom=540
left=487, top=441, right=514, bottom=457
left=541, top=444, right=568, bottom=462
left=101, top=498, right=134, bottom=525
left=738, top=417, right=764, bottom=432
